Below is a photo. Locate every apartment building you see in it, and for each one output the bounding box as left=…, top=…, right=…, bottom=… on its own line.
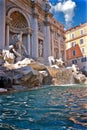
left=65, top=22, right=87, bottom=70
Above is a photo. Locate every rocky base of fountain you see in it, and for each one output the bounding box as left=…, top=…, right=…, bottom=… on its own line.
left=0, top=69, right=13, bottom=93
left=0, top=57, right=87, bottom=93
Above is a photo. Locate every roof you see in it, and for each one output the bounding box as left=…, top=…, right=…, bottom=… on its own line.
left=65, top=22, right=87, bottom=33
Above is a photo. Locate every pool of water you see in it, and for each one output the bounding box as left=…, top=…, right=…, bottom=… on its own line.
left=0, top=85, right=87, bottom=130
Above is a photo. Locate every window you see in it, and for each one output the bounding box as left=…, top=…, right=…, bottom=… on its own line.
left=72, top=33, right=75, bottom=39
left=81, top=57, right=87, bottom=62
left=72, top=50, right=76, bottom=56
left=80, top=39, right=84, bottom=44
left=81, top=47, right=85, bottom=53
left=80, top=29, right=84, bottom=35
left=72, top=60, right=77, bottom=64
left=72, top=42, right=76, bottom=47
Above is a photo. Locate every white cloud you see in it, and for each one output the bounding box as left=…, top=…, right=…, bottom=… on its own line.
left=50, top=0, right=76, bottom=28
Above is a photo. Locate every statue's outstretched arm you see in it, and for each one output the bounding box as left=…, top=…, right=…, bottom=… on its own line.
left=21, top=45, right=28, bottom=54
left=12, top=48, right=21, bottom=57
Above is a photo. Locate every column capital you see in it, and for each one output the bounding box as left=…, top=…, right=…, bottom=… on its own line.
left=33, top=13, right=39, bottom=18
left=26, top=27, right=33, bottom=34
left=31, top=1, right=39, bottom=18
left=44, top=21, right=50, bottom=26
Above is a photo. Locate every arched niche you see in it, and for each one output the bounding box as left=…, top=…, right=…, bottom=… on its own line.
left=10, top=11, right=28, bottom=30
left=6, top=8, right=32, bottom=53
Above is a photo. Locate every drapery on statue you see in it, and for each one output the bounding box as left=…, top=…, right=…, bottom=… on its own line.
left=10, top=31, right=29, bottom=62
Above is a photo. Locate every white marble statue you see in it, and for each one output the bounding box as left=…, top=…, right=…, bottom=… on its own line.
left=55, top=58, right=64, bottom=67
left=11, top=31, right=29, bottom=62
left=2, top=49, right=15, bottom=64
left=48, top=56, right=55, bottom=66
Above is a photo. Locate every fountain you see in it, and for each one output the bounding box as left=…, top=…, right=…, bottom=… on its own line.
left=0, top=32, right=87, bottom=92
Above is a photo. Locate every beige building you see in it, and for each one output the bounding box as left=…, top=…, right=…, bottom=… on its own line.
left=0, top=0, right=65, bottom=65
left=65, top=22, right=87, bottom=69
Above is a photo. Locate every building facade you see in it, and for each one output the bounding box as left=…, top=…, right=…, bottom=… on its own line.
left=0, top=0, right=65, bottom=65
left=65, top=23, right=87, bottom=69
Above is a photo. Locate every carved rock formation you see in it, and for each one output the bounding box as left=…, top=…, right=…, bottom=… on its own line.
left=0, top=57, right=87, bottom=92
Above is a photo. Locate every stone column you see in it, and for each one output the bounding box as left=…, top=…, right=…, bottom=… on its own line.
left=6, top=16, right=12, bottom=49
left=51, top=29, right=54, bottom=56
left=32, top=13, right=38, bottom=59
left=27, top=27, right=33, bottom=56
left=27, top=34, right=30, bottom=56
left=63, top=36, right=66, bottom=61
left=44, top=21, right=51, bottom=65
left=30, top=34, right=33, bottom=57
left=0, top=0, right=6, bottom=49
left=6, top=24, right=9, bottom=49
left=58, top=34, right=61, bottom=58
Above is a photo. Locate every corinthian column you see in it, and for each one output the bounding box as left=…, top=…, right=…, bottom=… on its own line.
left=58, top=34, right=61, bottom=58
left=0, top=0, right=6, bottom=49
left=6, top=16, right=12, bottom=49
left=6, top=25, right=9, bottom=49
left=32, top=13, right=38, bottom=59
left=51, top=28, right=54, bottom=56
left=43, top=21, right=51, bottom=65
left=27, top=34, right=30, bottom=56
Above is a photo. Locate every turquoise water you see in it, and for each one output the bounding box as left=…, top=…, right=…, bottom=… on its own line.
left=0, top=85, right=87, bottom=130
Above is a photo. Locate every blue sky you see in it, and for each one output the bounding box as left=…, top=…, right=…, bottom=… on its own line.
left=49, top=0, right=87, bottom=29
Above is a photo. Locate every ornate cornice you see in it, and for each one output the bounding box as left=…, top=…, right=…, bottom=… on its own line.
left=10, top=26, right=33, bottom=34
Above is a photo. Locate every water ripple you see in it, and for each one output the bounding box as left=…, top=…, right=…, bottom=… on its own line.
left=0, top=85, right=87, bottom=129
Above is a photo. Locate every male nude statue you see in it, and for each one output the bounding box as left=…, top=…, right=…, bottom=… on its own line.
left=10, top=31, right=28, bottom=62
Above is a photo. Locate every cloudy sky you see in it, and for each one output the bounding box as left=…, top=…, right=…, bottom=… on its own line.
left=49, top=0, right=87, bottom=29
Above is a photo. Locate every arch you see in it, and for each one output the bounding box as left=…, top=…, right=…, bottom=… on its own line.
left=7, top=7, right=30, bottom=27
left=10, top=11, right=28, bottom=29
left=6, top=7, right=32, bottom=56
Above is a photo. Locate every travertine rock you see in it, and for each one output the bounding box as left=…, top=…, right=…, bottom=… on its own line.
left=73, top=72, right=86, bottom=83
left=1, top=57, right=87, bottom=92
left=13, top=66, right=43, bottom=87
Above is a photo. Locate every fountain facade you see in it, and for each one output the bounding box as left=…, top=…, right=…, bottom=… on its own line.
left=0, top=0, right=65, bottom=65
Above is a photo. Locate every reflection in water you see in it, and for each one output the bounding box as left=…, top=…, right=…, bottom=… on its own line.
left=63, top=87, right=87, bottom=128
left=64, top=87, right=87, bottom=128
left=0, top=85, right=87, bottom=130
left=70, top=116, right=87, bottom=127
